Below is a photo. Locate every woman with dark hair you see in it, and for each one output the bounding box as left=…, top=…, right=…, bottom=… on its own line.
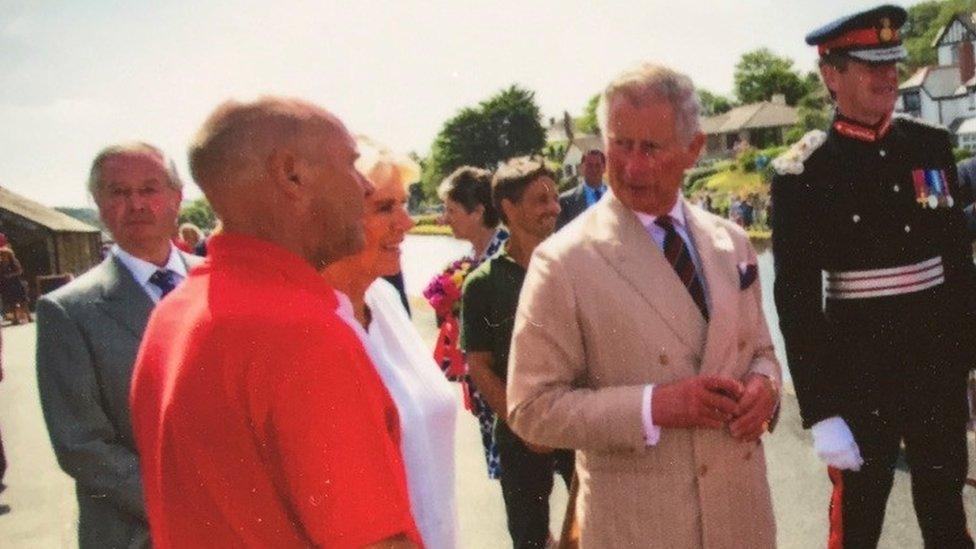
left=425, top=166, right=508, bottom=481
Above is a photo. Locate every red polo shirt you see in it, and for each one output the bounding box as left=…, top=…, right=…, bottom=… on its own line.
left=131, top=233, right=420, bottom=548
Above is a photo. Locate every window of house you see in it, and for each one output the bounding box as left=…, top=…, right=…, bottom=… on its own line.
left=903, top=91, right=922, bottom=112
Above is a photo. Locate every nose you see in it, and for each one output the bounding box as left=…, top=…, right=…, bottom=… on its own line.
left=623, top=150, right=655, bottom=181
left=397, top=207, right=415, bottom=233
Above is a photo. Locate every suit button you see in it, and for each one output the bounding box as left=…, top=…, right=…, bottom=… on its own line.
left=698, top=464, right=708, bottom=477
left=659, top=352, right=669, bottom=366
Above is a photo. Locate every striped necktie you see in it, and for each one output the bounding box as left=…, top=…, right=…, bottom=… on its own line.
left=655, top=215, right=708, bottom=321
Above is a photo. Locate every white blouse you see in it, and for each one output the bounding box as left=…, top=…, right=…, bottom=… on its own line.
left=335, top=280, right=459, bottom=549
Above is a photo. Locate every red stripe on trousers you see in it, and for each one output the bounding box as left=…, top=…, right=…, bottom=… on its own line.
left=828, top=467, right=844, bottom=549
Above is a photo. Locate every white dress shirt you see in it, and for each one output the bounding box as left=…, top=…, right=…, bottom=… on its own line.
left=336, top=280, right=459, bottom=549
left=632, top=197, right=709, bottom=446
left=112, top=244, right=188, bottom=303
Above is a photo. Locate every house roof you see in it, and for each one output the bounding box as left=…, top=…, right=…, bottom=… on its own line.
left=0, top=186, right=100, bottom=233
left=700, top=101, right=798, bottom=135
left=900, top=65, right=966, bottom=98
left=951, top=116, right=976, bottom=134
left=567, top=134, right=603, bottom=154
left=933, top=12, right=976, bottom=47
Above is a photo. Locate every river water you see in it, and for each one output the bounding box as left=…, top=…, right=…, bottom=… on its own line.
left=401, top=234, right=791, bottom=377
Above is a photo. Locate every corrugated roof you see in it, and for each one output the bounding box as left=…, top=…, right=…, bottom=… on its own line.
left=700, top=101, right=798, bottom=135
left=0, top=186, right=100, bottom=233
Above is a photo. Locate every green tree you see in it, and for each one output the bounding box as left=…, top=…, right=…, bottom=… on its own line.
left=786, top=83, right=832, bottom=143
left=576, top=93, right=601, bottom=135
left=698, top=89, right=734, bottom=116
left=179, top=197, right=216, bottom=232
left=421, top=85, right=546, bottom=199
left=733, top=48, right=811, bottom=105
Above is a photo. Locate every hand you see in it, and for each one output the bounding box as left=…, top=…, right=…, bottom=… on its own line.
left=729, top=373, right=778, bottom=441
left=811, top=417, right=863, bottom=471
left=652, top=376, right=744, bottom=429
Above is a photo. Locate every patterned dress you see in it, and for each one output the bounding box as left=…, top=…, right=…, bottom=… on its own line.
left=428, top=228, right=507, bottom=479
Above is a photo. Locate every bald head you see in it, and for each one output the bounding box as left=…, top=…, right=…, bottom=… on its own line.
left=188, top=96, right=373, bottom=267
left=189, top=97, right=342, bottom=192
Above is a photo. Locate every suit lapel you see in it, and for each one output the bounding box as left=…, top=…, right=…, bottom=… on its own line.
left=684, top=202, right=739, bottom=374
left=96, top=256, right=154, bottom=339
left=591, top=196, right=707, bottom=355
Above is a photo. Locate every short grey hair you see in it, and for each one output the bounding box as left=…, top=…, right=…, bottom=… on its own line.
left=87, top=142, right=183, bottom=196
left=597, top=62, right=701, bottom=145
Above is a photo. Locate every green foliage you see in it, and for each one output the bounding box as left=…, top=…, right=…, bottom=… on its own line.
left=576, top=93, right=601, bottom=135
left=733, top=48, right=812, bottom=105
left=698, top=89, right=734, bottom=116
left=684, top=161, right=731, bottom=195
left=178, top=197, right=216, bottom=231
left=786, top=83, right=831, bottom=143
left=954, top=148, right=974, bottom=162
left=412, top=214, right=440, bottom=227
left=421, top=85, right=546, bottom=200
left=902, top=0, right=975, bottom=77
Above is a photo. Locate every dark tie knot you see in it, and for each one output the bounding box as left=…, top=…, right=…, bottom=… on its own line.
left=149, top=269, right=177, bottom=297
left=654, top=215, right=675, bottom=231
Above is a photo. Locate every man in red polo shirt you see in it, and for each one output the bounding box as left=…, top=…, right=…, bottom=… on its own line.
left=130, top=97, right=421, bottom=548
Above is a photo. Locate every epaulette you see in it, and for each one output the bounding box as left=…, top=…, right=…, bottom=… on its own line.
left=771, top=130, right=827, bottom=175
left=892, top=113, right=949, bottom=133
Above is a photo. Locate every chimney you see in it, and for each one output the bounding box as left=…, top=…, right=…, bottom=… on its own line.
left=771, top=94, right=786, bottom=105
left=961, top=41, right=975, bottom=84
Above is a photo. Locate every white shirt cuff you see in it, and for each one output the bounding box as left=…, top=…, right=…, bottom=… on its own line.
left=642, top=384, right=661, bottom=446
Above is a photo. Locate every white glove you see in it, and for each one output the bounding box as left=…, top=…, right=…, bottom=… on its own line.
left=811, top=416, right=863, bottom=471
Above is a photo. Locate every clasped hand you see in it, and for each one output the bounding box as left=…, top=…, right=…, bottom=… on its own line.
left=652, top=373, right=777, bottom=441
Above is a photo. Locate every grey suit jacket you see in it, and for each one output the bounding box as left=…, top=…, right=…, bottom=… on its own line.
left=555, top=183, right=588, bottom=231
left=36, top=252, right=200, bottom=549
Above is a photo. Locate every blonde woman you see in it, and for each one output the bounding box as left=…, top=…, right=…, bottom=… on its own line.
left=322, top=139, right=458, bottom=548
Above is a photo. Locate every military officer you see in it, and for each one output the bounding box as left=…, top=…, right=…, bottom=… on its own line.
left=771, top=5, right=976, bottom=548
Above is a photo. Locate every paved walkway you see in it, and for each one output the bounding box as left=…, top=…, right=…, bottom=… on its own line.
left=0, top=301, right=973, bottom=547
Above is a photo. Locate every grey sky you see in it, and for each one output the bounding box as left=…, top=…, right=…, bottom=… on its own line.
left=0, top=0, right=913, bottom=207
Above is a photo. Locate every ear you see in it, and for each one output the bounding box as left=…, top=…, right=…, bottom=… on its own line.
left=268, top=147, right=303, bottom=201
left=500, top=197, right=516, bottom=223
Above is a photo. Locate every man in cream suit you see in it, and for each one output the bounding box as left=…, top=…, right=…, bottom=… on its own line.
left=507, top=63, right=781, bottom=548
left=36, top=143, right=200, bottom=548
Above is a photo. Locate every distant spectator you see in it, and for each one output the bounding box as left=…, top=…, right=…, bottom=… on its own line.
left=0, top=246, right=30, bottom=325
left=175, top=223, right=204, bottom=254
left=556, top=149, right=607, bottom=230
left=193, top=220, right=221, bottom=257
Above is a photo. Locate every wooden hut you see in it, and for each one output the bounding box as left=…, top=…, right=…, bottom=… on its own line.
left=0, top=186, right=102, bottom=299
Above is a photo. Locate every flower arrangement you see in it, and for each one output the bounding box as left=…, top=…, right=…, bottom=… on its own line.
left=423, top=257, right=475, bottom=382
left=423, top=257, right=474, bottom=319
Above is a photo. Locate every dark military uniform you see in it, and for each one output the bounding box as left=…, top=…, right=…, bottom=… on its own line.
left=772, top=114, right=976, bottom=547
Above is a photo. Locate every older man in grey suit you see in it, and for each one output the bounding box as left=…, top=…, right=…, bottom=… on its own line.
left=36, top=143, right=200, bottom=548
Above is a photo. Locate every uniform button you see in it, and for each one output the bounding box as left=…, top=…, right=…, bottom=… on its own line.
left=699, top=464, right=708, bottom=477
left=904, top=225, right=911, bottom=233
left=892, top=184, right=900, bottom=192
left=852, top=214, right=861, bottom=223
left=879, top=149, right=886, bottom=157
left=659, top=352, right=669, bottom=366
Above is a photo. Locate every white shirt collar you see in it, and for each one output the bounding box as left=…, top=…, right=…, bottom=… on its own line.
left=633, top=193, right=686, bottom=231
left=112, top=243, right=187, bottom=287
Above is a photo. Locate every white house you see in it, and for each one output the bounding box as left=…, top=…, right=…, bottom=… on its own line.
left=897, top=11, right=976, bottom=149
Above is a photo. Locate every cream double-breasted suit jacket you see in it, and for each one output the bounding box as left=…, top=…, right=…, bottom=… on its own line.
left=508, top=194, right=780, bottom=548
